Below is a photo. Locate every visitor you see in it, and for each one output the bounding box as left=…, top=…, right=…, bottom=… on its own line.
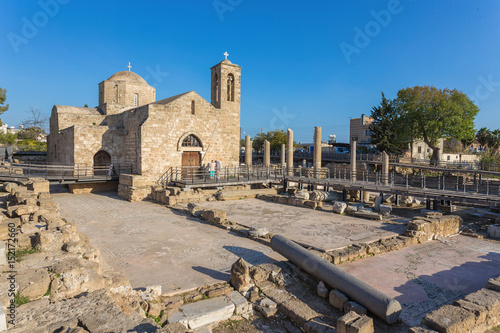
left=215, top=160, right=221, bottom=180
left=209, top=160, right=215, bottom=179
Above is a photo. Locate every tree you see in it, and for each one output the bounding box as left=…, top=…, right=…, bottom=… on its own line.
left=17, top=126, right=43, bottom=140
left=486, top=129, right=500, bottom=156
left=393, top=86, right=479, bottom=164
left=368, top=92, right=406, bottom=154
left=0, top=88, right=8, bottom=115
left=252, top=129, right=288, bottom=151
left=22, top=106, right=48, bottom=131
left=476, top=127, right=490, bottom=151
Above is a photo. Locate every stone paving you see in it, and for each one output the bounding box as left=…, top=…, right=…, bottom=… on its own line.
left=193, top=199, right=408, bottom=251
left=340, top=236, right=500, bottom=326
left=51, top=189, right=284, bottom=295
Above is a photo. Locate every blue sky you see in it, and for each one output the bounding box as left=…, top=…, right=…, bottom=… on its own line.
left=1, top=0, right=499, bottom=143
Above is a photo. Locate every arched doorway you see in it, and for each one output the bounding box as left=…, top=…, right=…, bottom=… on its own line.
left=181, top=134, right=202, bottom=179
left=93, top=150, right=111, bottom=175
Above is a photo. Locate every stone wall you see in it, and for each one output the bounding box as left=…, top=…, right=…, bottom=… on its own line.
left=49, top=60, right=241, bottom=186
left=411, top=276, right=500, bottom=332
left=68, top=181, right=118, bottom=194
left=0, top=179, right=164, bottom=332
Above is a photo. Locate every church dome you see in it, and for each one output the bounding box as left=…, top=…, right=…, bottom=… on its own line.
left=107, top=71, right=148, bottom=85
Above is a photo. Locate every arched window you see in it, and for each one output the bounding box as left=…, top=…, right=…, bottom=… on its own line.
left=134, top=93, right=139, bottom=107
left=191, top=100, right=195, bottom=115
left=214, top=74, right=219, bottom=102
left=182, top=134, right=201, bottom=147
left=227, top=73, right=234, bottom=101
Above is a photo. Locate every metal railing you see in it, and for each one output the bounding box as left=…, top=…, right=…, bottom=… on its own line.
left=0, top=162, right=132, bottom=181
left=157, top=165, right=285, bottom=186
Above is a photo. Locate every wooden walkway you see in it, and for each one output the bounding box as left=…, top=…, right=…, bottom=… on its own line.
left=0, top=163, right=131, bottom=184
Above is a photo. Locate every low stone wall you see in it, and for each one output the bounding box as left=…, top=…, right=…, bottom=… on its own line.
left=69, top=180, right=118, bottom=194
left=404, top=211, right=462, bottom=242
left=256, top=194, right=323, bottom=210
left=152, top=186, right=277, bottom=206
left=0, top=178, right=162, bottom=332
left=117, top=174, right=153, bottom=202
left=410, top=275, right=500, bottom=333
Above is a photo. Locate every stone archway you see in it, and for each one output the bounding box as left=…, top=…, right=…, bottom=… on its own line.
left=93, top=150, right=111, bottom=175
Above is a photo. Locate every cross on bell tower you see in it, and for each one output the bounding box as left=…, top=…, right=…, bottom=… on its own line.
left=127, top=62, right=132, bottom=71
left=223, top=52, right=229, bottom=60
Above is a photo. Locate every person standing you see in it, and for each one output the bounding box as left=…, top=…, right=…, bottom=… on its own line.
left=215, top=159, right=221, bottom=181
left=209, top=160, right=215, bottom=179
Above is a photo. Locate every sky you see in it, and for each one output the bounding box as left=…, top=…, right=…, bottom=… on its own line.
left=1, top=0, right=499, bottom=143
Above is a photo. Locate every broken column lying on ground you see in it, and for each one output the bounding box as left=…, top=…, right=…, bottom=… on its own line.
left=270, top=234, right=401, bottom=324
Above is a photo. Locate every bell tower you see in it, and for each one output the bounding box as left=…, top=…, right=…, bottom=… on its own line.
left=211, top=53, right=241, bottom=112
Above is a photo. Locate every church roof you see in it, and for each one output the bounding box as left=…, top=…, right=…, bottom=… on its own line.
left=107, top=71, right=148, bottom=85
left=152, top=92, right=192, bottom=105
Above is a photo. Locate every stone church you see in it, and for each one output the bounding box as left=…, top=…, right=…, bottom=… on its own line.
left=47, top=57, right=242, bottom=186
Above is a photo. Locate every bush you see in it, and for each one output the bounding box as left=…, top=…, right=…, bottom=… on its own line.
left=17, top=139, right=47, bottom=152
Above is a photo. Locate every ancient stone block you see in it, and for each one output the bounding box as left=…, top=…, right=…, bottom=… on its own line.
left=349, top=315, right=374, bottom=333
left=3, top=182, right=18, bottom=193
left=27, top=178, right=50, bottom=194
left=227, top=290, right=251, bottom=315
left=257, top=298, right=277, bottom=318
left=230, top=258, right=251, bottom=292
left=344, top=301, right=367, bottom=316
left=351, top=211, right=382, bottom=220
left=379, top=204, right=392, bottom=216
left=17, top=268, right=51, bottom=300
left=486, top=276, right=500, bottom=292
left=201, top=209, right=226, bottom=223
left=317, top=281, right=329, bottom=299
left=488, top=224, right=500, bottom=239
left=295, top=190, right=310, bottom=200
left=453, top=299, right=487, bottom=326
left=187, top=203, right=203, bottom=217
left=332, top=201, right=347, bottom=214
left=278, top=298, right=320, bottom=327
left=337, top=311, right=360, bottom=333
left=304, top=316, right=336, bottom=333
left=407, top=325, right=439, bottom=333
left=422, top=304, right=476, bottom=333
left=180, top=296, right=235, bottom=329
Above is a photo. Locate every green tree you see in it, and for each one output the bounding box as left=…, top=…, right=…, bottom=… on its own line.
left=368, top=92, right=406, bottom=154
left=394, top=86, right=479, bottom=164
left=252, top=129, right=288, bottom=151
left=486, top=129, right=500, bottom=156
left=17, top=126, right=43, bottom=140
left=0, top=88, right=8, bottom=116
left=476, top=127, right=490, bottom=149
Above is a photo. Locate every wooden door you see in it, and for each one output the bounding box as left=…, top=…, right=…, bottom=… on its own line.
left=181, top=151, right=201, bottom=179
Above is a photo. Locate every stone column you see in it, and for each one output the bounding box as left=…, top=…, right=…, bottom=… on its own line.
left=382, top=151, right=389, bottom=185
left=313, top=126, right=322, bottom=178
left=245, top=135, right=252, bottom=167
left=350, top=140, right=357, bottom=183
left=287, top=129, right=294, bottom=176
left=263, top=140, right=270, bottom=167
left=281, top=144, right=286, bottom=168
